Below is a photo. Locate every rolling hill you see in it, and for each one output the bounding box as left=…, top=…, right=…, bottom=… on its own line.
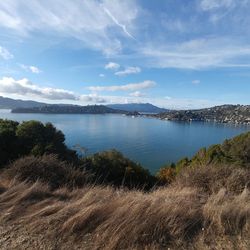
left=153, top=104, right=250, bottom=124
left=0, top=96, right=45, bottom=109
left=107, top=103, right=168, bottom=113
left=11, top=105, right=128, bottom=114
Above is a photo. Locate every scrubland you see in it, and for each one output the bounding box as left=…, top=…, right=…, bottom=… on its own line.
left=0, top=155, right=249, bottom=250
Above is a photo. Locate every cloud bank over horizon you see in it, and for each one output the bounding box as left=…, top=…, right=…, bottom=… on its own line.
left=0, top=0, right=249, bottom=108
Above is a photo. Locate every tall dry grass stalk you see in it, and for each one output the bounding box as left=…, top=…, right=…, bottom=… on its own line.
left=0, top=160, right=249, bottom=249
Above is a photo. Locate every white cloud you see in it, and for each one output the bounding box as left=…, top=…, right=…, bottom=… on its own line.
left=87, top=80, right=156, bottom=92
left=192, top=79, right=200, bottom=85
left=80, top=94, right=107, bottom=103
left=20, top=64, right=42, bottom=74
left=0, top=77, right=77, bottom=100
left=158, top=96, right=224, bottom=110
left=0, top=0, right=138, bottom=55
left=129, top=91, right=145, bottom=97
left=141, top=38, right=250, bottom=69
left=29, top=66, right=41, bottom=74
left=105, top=62, right=120, bottom=70
left=102, top=5, right=135, bottom=39
left=105, top=63, right=141, bottom=76
left=0, top=76, right=227, bottom=109
left=165, top=96, right=172, bottom=100
left=0, top=46, right=13, bottom=60
left=0, top=76, right=109, bottom=104
left=115, top=66, right=141, bottom=76
left=99, top=74, right=105, bottom=77
left=88, top=95, right=223, bottom=110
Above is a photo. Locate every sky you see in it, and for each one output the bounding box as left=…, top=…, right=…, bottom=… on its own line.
left=0, top=0, right=250, bottom=109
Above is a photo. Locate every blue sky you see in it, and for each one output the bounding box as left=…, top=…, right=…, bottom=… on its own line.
left=0, top=0, right=250, bottom=109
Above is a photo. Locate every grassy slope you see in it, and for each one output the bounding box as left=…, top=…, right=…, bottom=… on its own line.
left=0, top=125, right=249, bottom=249
left=0, top=161, right=249, bottom=249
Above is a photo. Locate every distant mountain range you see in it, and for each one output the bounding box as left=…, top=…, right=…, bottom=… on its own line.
left=0, top=96, right=45, bottom=109
left=107, top=103, right=168, bottom=113
left=2, top=96, right=249, bottom=124
left=0, top=96, right=167, bottom=114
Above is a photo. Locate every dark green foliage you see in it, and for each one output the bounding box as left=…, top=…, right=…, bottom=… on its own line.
left=0, top=119, right=19, bottom=166
left=12, top=104, right=127, bottom=114
left=81, top=150, right=156, bottom=189
left=1, top=118, right=249, bottom=190
left=0, top=119, right=156, bottom=190
left=156, top=131, right=250, bottom=185
left=189, top=144, right=227, bottom=166
left=0, top=119, right=78, bottom=167
left=16, top=120, right=49, bottom=155
left=221, top=132, right=250, bottom=165
left=176, top=131, right=250, bottom=171
left=175, top=157, right=190, bottom=174
left=168, top=132, right=250, bottom=173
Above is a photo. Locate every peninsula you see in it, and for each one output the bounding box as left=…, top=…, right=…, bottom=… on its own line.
left=153, top=105, right=250, bottom=125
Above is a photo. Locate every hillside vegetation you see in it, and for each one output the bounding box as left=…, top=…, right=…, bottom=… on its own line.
left=0, top=119, right=156, bottom=189
left=0, top=119, right=78, bottom=166
left=0, top=158, right=249, bottom=249
left=0, top=119, right=249, bottom=249
left=157, top=131, right=250, bottom=183
left=154, top=104, right=250, bottom=124
left=107, top=103, right=168, bottom=113
left=190, top=132, right=250, bottom=167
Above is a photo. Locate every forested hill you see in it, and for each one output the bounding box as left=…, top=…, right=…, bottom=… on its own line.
left=107, top=103, right=168, bottom=113
left=11, top=105, right=128, bottom=114
left=154, top=104, right=250, bottom=124
left=187, top=131, right=250, bottom=167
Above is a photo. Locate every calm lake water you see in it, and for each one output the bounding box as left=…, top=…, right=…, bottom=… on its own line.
left=0, top=110, right=249, bottom=173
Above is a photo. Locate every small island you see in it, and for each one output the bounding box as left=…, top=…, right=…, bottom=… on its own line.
left=11, top=104, right=128, bottom=115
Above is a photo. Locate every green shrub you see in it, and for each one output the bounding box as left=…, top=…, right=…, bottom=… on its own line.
left=81, top=150, right=157, bottom=189
left=0, top=119, right=78, bottom=167
left=0, top=119, right=19, bottom=166
left=173, top=131, right=250, bottom=172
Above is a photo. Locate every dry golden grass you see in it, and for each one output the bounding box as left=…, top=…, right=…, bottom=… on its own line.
left=0, top=161, right=249, bottom=249
left=173, top=164, right=250, bottom=194
left=2, top=154, right=91, bottom=189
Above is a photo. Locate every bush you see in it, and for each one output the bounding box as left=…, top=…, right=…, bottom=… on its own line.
left=221, top=132, right=250, bottom=165
left=156, top=165, right=176, bottom=184
left=169, top=131, right=250, bottom=174
left=173, top=164, right=250, bottom=194
left=3, top=155, right=90, bottom=189
left=0, top=119, right=78, bottom=167
left=81, top=150, right=157, bottom=189
left=0, top=119, right=19, bottom=166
